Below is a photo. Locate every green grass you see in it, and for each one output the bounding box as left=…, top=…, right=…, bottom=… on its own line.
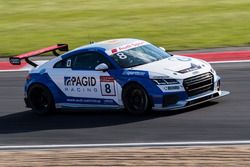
left=1, top=0, right=250, bottom=56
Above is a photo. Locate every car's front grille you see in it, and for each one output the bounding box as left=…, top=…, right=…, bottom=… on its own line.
left=183, top=72, right=214, bottom=97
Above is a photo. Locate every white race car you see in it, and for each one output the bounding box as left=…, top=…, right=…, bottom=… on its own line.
left=10, top=38, right=229, bottom=114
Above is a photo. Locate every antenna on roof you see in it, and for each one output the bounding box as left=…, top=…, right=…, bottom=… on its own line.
left=88, top=34, right=95, bottom=44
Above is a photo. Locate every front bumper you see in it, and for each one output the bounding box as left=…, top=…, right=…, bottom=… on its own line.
left=152, top=90, right=230, bottom=111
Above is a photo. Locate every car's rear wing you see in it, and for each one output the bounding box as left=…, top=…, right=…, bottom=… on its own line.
left=9, top=44, right=69, bottom=67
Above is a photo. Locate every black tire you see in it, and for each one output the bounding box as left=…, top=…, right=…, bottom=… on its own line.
left=27, top=84, right=55, bottom=115
left=122, top=83, right=151, bottom=115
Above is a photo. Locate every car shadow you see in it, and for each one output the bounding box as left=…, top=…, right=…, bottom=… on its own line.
left=0, top=101, right=218, bottom=134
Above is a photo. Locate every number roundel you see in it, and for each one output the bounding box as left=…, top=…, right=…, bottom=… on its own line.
left=117, top=53, right=127, bottom=59
left=100, top=76, right=116, bottom=96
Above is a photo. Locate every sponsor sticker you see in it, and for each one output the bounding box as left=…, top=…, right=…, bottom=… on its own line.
left=177, top=63, right=202, bottom=74
left=107, top=40, right=148, bottom=55
left=122, top=71, right=147, bottom=76
left=63, top=76, right=98, bottom=93
left=64, top=76, right=96, bottom=86
left=163, top=86, right=180, bottom=90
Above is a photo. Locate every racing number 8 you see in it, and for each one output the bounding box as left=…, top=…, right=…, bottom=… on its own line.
left=105, top=84, right=111, bottom=94
left=117, top=53, right=127, bottom=59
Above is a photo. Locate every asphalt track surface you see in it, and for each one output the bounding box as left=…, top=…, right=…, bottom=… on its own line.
left=0, top=62, right=249, bottom=146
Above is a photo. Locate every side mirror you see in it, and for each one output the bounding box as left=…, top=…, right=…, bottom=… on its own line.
left=159, top=47, right=166, bottom=52
left=95, top=63, right=109, bottom=72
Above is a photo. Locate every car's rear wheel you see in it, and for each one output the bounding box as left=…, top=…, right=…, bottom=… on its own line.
left=122, top=83, right=151, bottom=115
left=27, top=84, right=55, bottom=115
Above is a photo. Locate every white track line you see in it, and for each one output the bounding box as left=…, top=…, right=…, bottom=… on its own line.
left=209, top=60, right=250, bottom=64
left=1, top=141, right=250, bottom=150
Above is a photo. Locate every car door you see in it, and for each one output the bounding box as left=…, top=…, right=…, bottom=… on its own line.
left=62, top=51, right=119, bottom=107
left=50, top=56, right=73, bottom=87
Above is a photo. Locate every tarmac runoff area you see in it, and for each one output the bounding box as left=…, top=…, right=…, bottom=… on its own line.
left=1, top=47, right=250, bottom=165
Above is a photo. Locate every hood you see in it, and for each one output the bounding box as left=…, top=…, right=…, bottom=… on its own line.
left=131, top=55, right=212, bottom=79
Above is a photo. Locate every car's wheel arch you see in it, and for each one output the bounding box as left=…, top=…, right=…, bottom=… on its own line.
left=122, top=81, right=153, bottom=107
left=27, top=82, right=55, bottom=101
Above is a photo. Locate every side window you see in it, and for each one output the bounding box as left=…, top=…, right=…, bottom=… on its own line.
left=54, top=57, right=73, bottom=68
left=72, top=52, right=111, bottom=70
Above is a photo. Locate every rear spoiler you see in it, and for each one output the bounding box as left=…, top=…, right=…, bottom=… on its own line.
left=9, top=44, right=68, bottom=67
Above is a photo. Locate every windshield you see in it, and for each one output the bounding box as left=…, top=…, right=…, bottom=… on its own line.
left=110, top=44, right=171, bottom=68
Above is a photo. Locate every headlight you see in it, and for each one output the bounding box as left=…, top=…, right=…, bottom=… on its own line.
left=152, top=79, right=179, bottom=85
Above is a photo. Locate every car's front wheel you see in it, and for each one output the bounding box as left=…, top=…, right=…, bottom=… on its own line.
left=27, top=84, right=55, bottom=115
left=122, top=83, right=151, bottom=115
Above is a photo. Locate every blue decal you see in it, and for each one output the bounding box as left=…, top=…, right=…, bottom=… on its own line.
left=122, top=70, right=148, bottom=77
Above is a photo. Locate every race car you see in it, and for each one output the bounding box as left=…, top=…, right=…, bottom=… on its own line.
left=10, top=38, right=229, bottom=114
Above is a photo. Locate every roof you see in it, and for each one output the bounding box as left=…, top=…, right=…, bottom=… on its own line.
left=82, top=38, right=141, bottom=49
left=61, top=38, right=149, bottom=58
left=73, top=38, right=147, bottom=53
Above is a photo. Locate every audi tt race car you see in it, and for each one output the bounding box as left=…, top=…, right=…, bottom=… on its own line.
left=10, top=38, right=229, bottom=114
